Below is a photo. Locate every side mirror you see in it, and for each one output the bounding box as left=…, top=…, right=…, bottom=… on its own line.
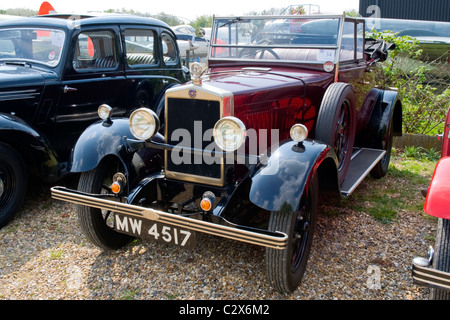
left=195, top=28, right=206, bottom=38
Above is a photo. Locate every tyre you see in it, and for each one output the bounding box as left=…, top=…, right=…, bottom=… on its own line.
left=265, top=174, right=318, bottom=293
left=315, top=82, right=356, bottom=184
left=77, top=157, right=133, bottom=250
left=430, top=218, right=450, bottom=300
left=0, top=143, right=27, bottom=228
left=370, top=119, right=393, bottom=179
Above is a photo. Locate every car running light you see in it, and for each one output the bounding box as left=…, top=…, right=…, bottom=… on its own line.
left=200, top=191, right=216, bottom=212
left=129, top=108, right=160, bottom=140
left=290, top=124, right=308, bottom=142
left=213, top=116, right=246, bottom=152
left=98, top=104, right=113, bottom=120
left=110, top=173, right=127, bottom=195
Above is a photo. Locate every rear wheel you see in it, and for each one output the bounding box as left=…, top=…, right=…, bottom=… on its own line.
left=370, top=119, right=393, bottom=179
left=0, top=143, right=27, bottom=228
left=315, top=83, right=356, bottom=184
left=430, top=218, right=450, bottom=300
left=265, top=174, right=318, bottom=293
left=77, top=158, right=133, bottom=250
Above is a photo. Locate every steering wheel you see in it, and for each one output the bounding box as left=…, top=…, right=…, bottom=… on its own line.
left=238, top=40, right=280, bottom=60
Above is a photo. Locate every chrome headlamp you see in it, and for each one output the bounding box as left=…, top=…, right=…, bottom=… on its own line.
left=98, top=104, right=113, bottom=120
left=129, top=108, right=160, bottom=140
left=290, top=124, right=308, bottom=142
left=213, top=116, right=246, bottom=152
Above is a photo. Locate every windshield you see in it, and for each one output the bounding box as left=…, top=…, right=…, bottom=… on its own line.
left=0, top=28, right=66, bottom=67
left=210, top=16, right=360, bottom=64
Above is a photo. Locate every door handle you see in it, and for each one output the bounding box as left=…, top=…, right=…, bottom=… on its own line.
left=63, top=85, right=78, bottom=93
left=162, top=79, right=169, bottom=85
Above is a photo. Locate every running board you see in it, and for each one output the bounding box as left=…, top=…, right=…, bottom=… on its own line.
left=340, top=148, right=386, bottom=197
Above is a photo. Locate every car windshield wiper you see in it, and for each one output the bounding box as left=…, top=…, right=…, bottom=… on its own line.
left=4, top=61, right=32, bottom=68
left=218, top=17, right=250, bottom=28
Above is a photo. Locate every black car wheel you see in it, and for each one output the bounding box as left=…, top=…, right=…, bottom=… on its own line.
left=430, top=218, right=450, bottom=300
left=315, top=82, right=356, bottom=184
left=0, top=143, right=27, bottom=228
left=370, top=118, right=393, bottom=179
left=77, top=157, right=133, bottom=250
left=265, top=174, right=318, bottom=293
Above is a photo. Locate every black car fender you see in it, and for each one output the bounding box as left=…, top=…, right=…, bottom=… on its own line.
left=248, top=139, right=339, bottom=213
left=378, top=89, right=402, bottom=139
left=0, top=113, right=61, bottom=182
left=70, top=118, right=164, bottom=186
left=356, top=89, right=402, bottom=149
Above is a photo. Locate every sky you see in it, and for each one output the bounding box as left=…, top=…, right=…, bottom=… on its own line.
left=1, top=0, right=360, bottom=22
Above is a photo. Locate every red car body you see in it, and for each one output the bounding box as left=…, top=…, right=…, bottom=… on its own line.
left=413, top=107, right=450, bottom=298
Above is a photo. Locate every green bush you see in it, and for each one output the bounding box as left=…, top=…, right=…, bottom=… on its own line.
left=370, top=30, right=450, bottom=136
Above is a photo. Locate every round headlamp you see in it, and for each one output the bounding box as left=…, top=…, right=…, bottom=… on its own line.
left=213, top=117, right=246, bottom=152
left=129, top=108, right=160, bottom=140
left=290, top=124, right=308, bottom=142
left=98, top=104, right=113, bottom=120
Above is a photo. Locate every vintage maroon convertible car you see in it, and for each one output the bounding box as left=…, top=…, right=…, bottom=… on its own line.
left=52, top=14, right=402, bottom=293
left=412, top=107, right=450, bottom=299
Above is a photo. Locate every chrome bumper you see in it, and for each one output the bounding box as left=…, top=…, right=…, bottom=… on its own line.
left=412, top=247, right=450, bottom=291
left=51, top=186, right=288, bottom=250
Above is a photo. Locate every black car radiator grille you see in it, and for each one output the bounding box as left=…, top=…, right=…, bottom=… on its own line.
left=166, top=98, right=222, bottom=181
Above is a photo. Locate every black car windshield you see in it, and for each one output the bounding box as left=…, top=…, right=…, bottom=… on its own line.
left=0, top=28, right=66, bottom=67
left=210, top=16, right=362, bottom=64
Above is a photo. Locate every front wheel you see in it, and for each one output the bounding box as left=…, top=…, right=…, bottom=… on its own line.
left=77, top=158, right=133, bottom=250
left=265, top=174, right=318, bottom=293
left=430, top=218, right=450, bottom=300
left=0, top=143, right=27, bottom=228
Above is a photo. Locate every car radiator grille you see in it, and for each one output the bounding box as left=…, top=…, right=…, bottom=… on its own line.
left=166, top=98, right=222, bottom=182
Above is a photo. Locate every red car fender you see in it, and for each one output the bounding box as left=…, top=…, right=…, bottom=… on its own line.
left=441, top=106, right=450, bottom=158
left=424, top=156, right=450, bottom=219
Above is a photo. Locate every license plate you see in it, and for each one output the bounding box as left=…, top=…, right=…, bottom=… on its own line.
left=114, top=213, right=196, bottom=248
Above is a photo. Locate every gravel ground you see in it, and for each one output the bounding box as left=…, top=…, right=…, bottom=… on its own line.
left=0, top=165, right=435, bottom=301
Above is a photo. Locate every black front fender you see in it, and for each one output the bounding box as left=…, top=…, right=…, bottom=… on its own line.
left=249, top=139, right=338, bottom=213
left=0, top=113, right=61, bottom=182
left=71, top=119, right=164, bottom=185
left=71, top=118, right=134, bottom=173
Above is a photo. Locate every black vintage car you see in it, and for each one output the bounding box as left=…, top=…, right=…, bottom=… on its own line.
left=52, top=14, right=401, bottom=293
left=0, top=14, right=188, bottom=227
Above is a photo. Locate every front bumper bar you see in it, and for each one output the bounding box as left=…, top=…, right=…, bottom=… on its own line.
left=51, top=186, right=288, bottom=250
left=412, top=250, right=450, bottom=291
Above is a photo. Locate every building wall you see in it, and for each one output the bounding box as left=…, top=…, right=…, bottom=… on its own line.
left=359, top=0, right=450, bottom=22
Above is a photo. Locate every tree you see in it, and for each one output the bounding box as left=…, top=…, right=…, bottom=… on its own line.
left=190, top=15, right=213, bottom=29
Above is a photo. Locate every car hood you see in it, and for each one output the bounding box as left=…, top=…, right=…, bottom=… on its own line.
left=206, top=66, right=333, bottom=97
left=204, top=68, right=334, bottom=112
left=0, top=63, right=49, bottom=89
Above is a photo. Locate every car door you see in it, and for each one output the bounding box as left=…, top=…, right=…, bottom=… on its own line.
left=121, top=25, right=185, bottom=119
left=55, top=25, right=127, bottom=156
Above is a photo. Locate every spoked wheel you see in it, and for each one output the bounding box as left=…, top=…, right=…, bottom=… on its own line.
left=430, top=218, right=450, bottom=300
left=77, top=157, right=133, bottom=250
left=315, top=82, right=356, bottom=184
left=0, top=143, right=27, bottom=228
left=266, top=174, right=318, bottom=293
